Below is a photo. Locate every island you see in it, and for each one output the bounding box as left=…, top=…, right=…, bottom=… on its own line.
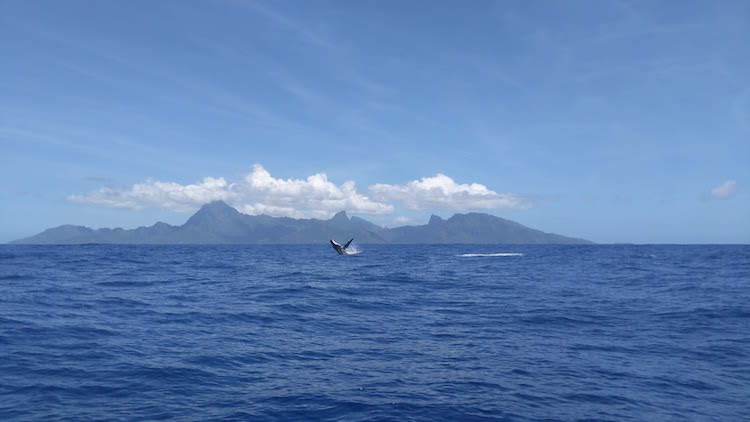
left=11, top=201, right=592, bottom=244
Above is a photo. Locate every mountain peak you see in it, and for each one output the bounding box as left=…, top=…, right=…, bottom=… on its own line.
left=428, top=214, right=443, bottom=225
left=185, top=201, right=240, bottom=226
left=331, top=210, right=349, bottom=222
left=200, top=200, right=234, bottom=211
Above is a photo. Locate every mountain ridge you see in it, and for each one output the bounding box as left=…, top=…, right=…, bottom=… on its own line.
left=10, top=201, right=592, bottom=245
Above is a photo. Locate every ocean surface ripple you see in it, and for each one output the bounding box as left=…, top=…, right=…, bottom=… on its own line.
left=1, top=244, right=749, bottom=421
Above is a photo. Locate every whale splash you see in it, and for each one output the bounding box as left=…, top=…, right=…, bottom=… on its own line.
left=330, top=238, right=357, bottom=255
left=457, top=252, right=524, bottom=257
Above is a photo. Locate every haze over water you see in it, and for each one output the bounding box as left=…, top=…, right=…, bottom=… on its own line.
left=2, top=244, right=748, bottom=421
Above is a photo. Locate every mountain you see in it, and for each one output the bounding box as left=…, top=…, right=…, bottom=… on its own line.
left=386, top=213, right=586, bottom=244
left=10, top=201, right=591, bottom=244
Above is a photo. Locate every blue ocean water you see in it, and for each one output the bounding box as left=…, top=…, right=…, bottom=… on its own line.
left=1, top=244, right=749, bottom=421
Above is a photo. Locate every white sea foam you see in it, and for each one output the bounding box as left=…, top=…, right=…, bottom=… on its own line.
left=458, top=252, right=524, bottom=257
left=344, top=246, right=361, bottom=255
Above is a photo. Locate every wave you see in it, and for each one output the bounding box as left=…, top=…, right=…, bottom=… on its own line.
left=457, top=252, right=524, bottom=257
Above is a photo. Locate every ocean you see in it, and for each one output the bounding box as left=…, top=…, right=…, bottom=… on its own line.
left=1, top=244, right=748, bottom=421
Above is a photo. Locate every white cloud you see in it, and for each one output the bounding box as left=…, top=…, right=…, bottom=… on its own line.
left=69, top=165, right=393, bottom=218
left=369, top=173, right=527, bottom=211
left=711, top=180, right=738, bottom=199
left=394, top=216, right=414, bottom=224
left=239, top=165, right=393, bottom=217
left=240, top=203, right=326, bottom=219
left=68, top=177, right=236, bottom=212
left=70, top=166, right=529, bottom=218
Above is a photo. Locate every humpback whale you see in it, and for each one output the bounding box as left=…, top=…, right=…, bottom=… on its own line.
left=330, top=238, right=354, bottom=255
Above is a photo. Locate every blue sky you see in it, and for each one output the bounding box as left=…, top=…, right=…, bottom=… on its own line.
left=1, top=0, right=748, bottom=243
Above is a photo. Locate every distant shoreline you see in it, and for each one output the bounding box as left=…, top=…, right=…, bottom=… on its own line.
left=11, top=201, right=591, bottom=245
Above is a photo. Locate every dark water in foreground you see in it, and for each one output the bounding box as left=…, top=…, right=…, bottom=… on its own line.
left=1, top=244, right=749, bottom=421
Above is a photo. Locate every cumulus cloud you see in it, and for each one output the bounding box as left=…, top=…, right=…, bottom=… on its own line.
left=70, top=166, right=528, bottom=218
left=239, top=203, right=326, bottom=219
left=711, top=180, right=738, bottom=199
left=369, top=173, right=527, bottom=211
left=69, top=165, right=392, bottom=218
left=241, top=165, right=393, bottom=216
left=68, top=177, right=236, bottom=212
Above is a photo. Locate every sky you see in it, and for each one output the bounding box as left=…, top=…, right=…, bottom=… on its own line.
left=1, top=0, right=748, bottom=243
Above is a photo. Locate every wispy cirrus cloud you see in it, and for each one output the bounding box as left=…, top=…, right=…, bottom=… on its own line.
left=711, top=180, right=738, bottom=199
